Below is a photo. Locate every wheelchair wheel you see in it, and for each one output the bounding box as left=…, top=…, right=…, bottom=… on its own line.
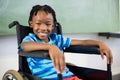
left=2, top=69, right=23, bottom=80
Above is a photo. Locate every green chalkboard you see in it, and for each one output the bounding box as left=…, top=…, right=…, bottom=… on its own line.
left=0, top=0, right=119, bottom=35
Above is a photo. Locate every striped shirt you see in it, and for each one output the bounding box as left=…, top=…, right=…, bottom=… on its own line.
left=20, top=33, right=74, bottom=80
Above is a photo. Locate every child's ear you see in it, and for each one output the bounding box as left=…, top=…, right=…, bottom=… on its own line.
left=53, top=24, right=55, bottom=28
left=29, top=21, right=33, bottom=28
left=52, top=24, right=55, bottom=29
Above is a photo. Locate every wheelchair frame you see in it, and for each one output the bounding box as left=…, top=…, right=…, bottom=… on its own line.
left=2, top=21, right=112, bottom=80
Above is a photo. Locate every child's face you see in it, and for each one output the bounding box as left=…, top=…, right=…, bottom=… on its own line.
left=30, top=11, right=54, bottom=42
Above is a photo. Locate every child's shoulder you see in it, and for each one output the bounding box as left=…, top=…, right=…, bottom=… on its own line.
left=23, top=33, right=37, bottom=41
left=50, top=33, right=63, bottom=39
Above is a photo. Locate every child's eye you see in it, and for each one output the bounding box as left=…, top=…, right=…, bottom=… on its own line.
left=36, top=23, right=41, bottom=25
left=46, top=24, right=51, bottom=26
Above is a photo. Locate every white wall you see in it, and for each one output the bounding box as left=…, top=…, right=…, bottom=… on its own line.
left=0, top=33, right=120, bottom=79
left=0, top=35, right=18, bottom=79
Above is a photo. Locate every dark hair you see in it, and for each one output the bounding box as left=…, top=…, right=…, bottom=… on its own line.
left=28, top=5, right=57, bottom=26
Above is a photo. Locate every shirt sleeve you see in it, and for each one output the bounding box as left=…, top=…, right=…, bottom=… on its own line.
left=56, top=34, right=71, bottom=49
left=18, top=33, right=36, bottom=50
left=62, top=36, right=71, bottom=48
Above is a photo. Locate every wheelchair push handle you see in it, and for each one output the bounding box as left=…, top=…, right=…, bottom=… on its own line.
left=8, top=21, right=20, bottom=28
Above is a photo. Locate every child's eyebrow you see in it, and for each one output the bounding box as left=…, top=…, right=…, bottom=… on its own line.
left=46, top=18, right=54, bottom=22
left=35, top=20, right=41, bottom=22
left=35, top=20, right=53, bottom=23
left=46, top=18, right=53, bottom=20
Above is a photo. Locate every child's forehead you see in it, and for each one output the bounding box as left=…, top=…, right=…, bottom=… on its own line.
left=34, top=11, right=52, bottom=16
left=33, top=11, right=54, bottom=21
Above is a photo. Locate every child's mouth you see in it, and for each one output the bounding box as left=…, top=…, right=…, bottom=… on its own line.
left=38, top=32, right=48, bottom=36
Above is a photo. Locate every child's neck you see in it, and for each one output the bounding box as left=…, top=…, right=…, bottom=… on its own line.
left=43, top=38, right=49, bottom=43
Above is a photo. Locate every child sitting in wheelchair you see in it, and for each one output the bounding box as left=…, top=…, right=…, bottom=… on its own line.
left=20, top=4, right=113, bottom=80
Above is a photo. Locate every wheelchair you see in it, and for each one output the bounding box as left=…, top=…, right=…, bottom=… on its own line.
left=2, top=21, right=112, bottom=80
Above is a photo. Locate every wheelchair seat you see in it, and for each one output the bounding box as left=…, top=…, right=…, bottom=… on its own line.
left=2, top=21, right=112, bottom=80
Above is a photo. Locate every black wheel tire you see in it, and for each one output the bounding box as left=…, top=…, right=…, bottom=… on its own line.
left=2, top=70, right=23, bottom=80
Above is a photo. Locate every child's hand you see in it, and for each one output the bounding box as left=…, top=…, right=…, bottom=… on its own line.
left=99, top=41, right=113, bottom=64
left=48, top=44, right=65, bottom=74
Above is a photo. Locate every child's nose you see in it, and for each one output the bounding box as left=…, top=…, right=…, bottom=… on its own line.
left=40, top=24, right=47, bottom=30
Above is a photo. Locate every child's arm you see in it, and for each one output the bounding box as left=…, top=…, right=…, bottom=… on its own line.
left=21, top=42, right=65, bottom=74
left=21, top=42, right=51, bottom=51
left=70, top=39, right=113, bottom=64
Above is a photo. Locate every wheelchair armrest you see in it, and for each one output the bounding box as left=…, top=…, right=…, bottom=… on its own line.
left=64, top=45, right=100, bottom=55
left=19, top=45, right=100, bottom=59
left=18, top=50, right=50, bottom=59
left=65, top=45, right=112, bottom=80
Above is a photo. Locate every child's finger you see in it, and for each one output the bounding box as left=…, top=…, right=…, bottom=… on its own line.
left=54, top=57, right=61, bottom=73
left=100, top=51, right=104, bottom=59
left=60, top=56, right=65, bottom=73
